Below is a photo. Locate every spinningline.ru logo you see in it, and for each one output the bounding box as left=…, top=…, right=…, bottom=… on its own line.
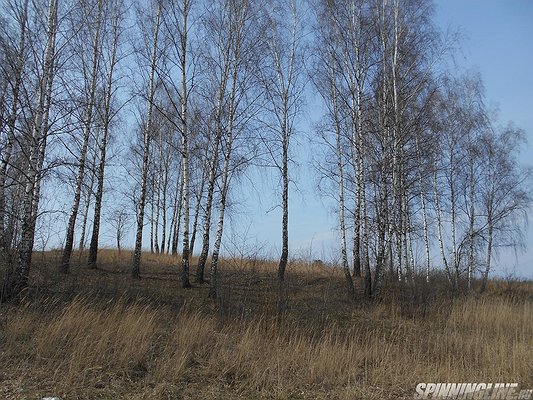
left=414, top=383, right=533, bottom=399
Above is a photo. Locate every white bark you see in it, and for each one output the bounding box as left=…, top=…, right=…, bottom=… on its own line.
left=60, top=0, right=104, bottom=273
left=0, top=0, right=28, bottom=249
left=132, top=0, right=162, bottom=278
left=195, top=18, right=233, bottom=283
left=179, top=0, right=191, bottom=288
left=331, top=62, right=354, bottom=299
left=88, top=4, right=121, bottom=268
left=208, top=62, right=238, bottom=298
left=2, top=0, right=57, bottom=300
left=433, top=155, right=452, bottom=284
left=415, top=136, right=431, bottom=282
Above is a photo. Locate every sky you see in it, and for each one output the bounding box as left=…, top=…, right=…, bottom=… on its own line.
left=231, top=0, right=533, bottom=278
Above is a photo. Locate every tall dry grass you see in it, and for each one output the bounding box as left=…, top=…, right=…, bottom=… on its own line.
left=1, top=295, right=531, bottom=399
left=0, top=251, right=532, bottom=399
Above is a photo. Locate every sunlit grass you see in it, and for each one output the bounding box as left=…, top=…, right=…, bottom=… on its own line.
left=0, top=250, right=531, bottom=399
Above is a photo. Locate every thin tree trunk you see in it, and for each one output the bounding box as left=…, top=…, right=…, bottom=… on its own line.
left=78, top=135, right=99, bottom=254
left=331, top=63, right=354, bottom=299
left=208, top=132, right=233, bottom=298
left=449, top=151, right=459, bottom=291
left=60, top=0, right=103, bottom=273
left=433, top=156, right=452, bottom=284
left=467, top=152, right=475, bottom=290
left=154, top=154, right=161, bottom=254
left=404, top=188, right=415, bottom=281
left=195, top=46, right=231, bottom=283
left=190, top=149, right=208, bottom=255
left=278, top=111, right=289, bottom=281
left=415, top=136, right=431, bottom=282
left=481, top=156, right=495, bottom=293
left=357, top=86, right=371, bottom=298
left=117, top=232, right=121, bottom=255
left=167, top=195, right=176, bottom=254
left=87, top=10, right=120, bottom=268
left=349, top=83, right=360, bottom=281
left=373, top=170, right=388, bottom=298
left=481, top=220, right=493, bottom=293
left=208, top=51, right=239, bottom=298
left=150, top=184, right=155, bottom=253
left=352, top=214, right=361, bottom=278
left=392, top=0, right=402, bottom=284
left=131, top=1, right=162, bottom=279
left=167, top=158, right=182, bottom=255
left=160, top=160, right=168, bottom=254
left=172, top=171, right=183, bottom=255
left=179, top=0, right=191, bottom=288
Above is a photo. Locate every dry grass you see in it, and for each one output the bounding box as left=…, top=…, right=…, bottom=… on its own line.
left=0, top=250, right=532, bottom=399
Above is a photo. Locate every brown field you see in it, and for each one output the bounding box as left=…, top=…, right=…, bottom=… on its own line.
left=0, top=249, right=532, bottom=399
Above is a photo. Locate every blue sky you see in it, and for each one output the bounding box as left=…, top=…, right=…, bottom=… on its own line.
left=233, top=0, right=533, bottom=278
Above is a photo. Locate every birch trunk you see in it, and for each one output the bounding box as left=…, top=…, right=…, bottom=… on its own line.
left=2, top=0, right=57, bottom=301
left=392, top=0, right=402, bottom=284
left=481, top=154, right=495, bottom=293
left=195, top=139, right=219, bottom=282
left=189, top=148, right=208, bottom=255
left=207, top=126, right=234, bottom=297
left=154, top=155, right=161, bottom=254
left=171, top=170, right=183, bottom=255
left=481, top=220, right=493, bottom=293
left=160, top=161, right=168, bottom=254
left=208, top=39, right=239, bottom=297
left=87, top=9, right=120, bottom=268
left=449, top=151, right=459, bottom=291
left=404, top=189, right=415, bottom=280
left=149, top=187, right=155, bottom=253
left=373, top=169, right=388, bottom=298
left=0, top=0, right=28, bottom=250
left=179, top=0, right=191, bottom=288
left=415, top=136, right=431, bottom=282
left=467, top=152, right=475, bottom=290
left=207, top=151, right=230, bottom=298
left=331, top=64, right=354, bottom=299
left=278, top=110, right=289, bottom=281
left=357, top=84, right=371, bottom=298
left=131, top=1, right=162, bottom=278
left=195, top=34, right=232, bottom=283
left=433, top=155, right=452, bottom=284
left=78, top=133, right=99, bottom=254
left=60, top=0, right=103, bottom=273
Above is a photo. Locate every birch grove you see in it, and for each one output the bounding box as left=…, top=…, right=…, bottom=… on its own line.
left=0, top=0, right=530, bottom=302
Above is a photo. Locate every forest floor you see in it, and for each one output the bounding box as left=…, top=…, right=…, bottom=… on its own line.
left=0, top=249, right=532, bottom=399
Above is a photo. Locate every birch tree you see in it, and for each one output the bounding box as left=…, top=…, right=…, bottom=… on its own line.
left=195, top=0, right=237, bottom=283
left=207, top=0, right=263, bottom=298
left=479, top=122, right=530, bottom=292
left=0, top=0, right=29, bottom=252
left=261, top=0, right=305, bottom=282
left=312, top=0, right=355, bottom=299
left=60, top=0, right=104, bottom=273
left=2, top=0, right=58, bottom=301
left=131, top=0, right=162, bottom=279
left=87, top=0, right=125, bottom=268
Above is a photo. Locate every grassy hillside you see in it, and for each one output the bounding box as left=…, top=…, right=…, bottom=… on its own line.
left=0, top=249, right=532, bottom=399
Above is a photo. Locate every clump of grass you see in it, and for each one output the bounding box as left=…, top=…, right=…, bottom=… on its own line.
left=32, top=296, right=158, bottom=384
